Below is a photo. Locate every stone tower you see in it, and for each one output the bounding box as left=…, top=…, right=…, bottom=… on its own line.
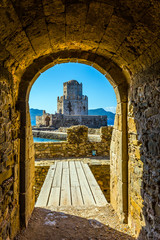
left=57, top=80, right=88, bottom=115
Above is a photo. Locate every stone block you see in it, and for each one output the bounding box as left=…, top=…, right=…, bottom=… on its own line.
left=128, top=117, right=137, bottom=134
left=0, top=168, right=12, bottom=185
left=67, top=125, right=88, bottom=144
left=100, top=126, right=112, bottom=142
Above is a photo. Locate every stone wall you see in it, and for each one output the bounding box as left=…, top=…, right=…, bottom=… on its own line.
left=0, top=69, right=35, bottom=240
left=128, top=62, right=160, bottom=239
left=0, top=68, right=20, bottom=239
left=35, top=166, right=49, bottom=201
left=1, top=1, right=160, bottom=238
left=90, top=164, right=110, bottom=202
left=34, top=126, right=112, bottom=159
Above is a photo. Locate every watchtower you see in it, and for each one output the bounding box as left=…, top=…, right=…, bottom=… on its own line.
left=57, top=80, right=88, bottom=115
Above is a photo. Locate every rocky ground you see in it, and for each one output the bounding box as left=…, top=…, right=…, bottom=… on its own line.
left=15, top=205, right=136, bottom=240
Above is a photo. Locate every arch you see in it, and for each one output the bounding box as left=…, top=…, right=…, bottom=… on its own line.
left=17, top=50, right=129, bottom=226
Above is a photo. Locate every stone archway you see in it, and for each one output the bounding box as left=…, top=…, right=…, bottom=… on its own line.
left=17, top=50, right=129, bottom=227
left=1, top=1, right=160, bottom=238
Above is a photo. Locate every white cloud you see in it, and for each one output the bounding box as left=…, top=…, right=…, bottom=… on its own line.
left=105, top=106, right=116, bottom=113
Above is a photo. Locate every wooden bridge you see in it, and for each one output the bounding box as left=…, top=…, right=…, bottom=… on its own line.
left=36, top=161, right=107, bottom=207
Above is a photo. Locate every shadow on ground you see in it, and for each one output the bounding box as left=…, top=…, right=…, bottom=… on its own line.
left=15, top=208, right=135, bottom=240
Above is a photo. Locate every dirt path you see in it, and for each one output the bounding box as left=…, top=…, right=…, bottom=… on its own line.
left=15, top=204, right=136, bottom=240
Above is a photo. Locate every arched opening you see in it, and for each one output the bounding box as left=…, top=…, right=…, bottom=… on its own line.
left=29, top=62, right=117, bottom=206
left=17, top=51, right=129, bottom=228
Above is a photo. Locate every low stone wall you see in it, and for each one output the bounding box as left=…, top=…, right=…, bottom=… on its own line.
left=34, top=126, right=113, bottom=159
left=34, top=141, right=110, bottom=159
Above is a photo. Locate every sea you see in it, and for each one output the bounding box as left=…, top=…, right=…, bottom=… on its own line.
left=33, top=137, right=61, bottom=143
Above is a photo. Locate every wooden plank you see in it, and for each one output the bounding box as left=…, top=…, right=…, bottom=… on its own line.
left=35, top=163, right=56, bottom=207
left=81, top=162, right=108, bottom=206
left=47, top=162, right=62, bottom=206
left=36, top=160, right=107, bottom=208
left=69, top=161, right=79, bottom=187
left=75, top=161, right=95, bottom=205
left=52, top=161, right=62, bottom=187
left=71, top=186, right=84, bottom=206
left=63, top=161, right=68, bottom=169
left=48, top=187, right=60, bottom=206
left=69, top=161, right=83, bottom=206
left=60, top=162, right=71, bottom=206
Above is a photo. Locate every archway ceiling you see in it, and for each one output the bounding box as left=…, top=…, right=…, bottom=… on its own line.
left=0, top=0, right=160, bottom=76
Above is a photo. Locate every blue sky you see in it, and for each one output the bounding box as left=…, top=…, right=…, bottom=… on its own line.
left=29, top=63, right=117, bottom=113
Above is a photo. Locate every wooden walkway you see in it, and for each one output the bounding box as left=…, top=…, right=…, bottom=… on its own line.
left=36, top=161, right=107, bottom=207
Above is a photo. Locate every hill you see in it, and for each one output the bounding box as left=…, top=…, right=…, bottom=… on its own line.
left=30, top=108, right=115, bottom=126
left=88, top=108, right=115, bottom=125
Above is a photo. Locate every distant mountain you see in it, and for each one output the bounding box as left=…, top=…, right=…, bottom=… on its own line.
left=30, top=107, right=115, bottom=126
left=88, top=108, right=115, bottom=125
left=29, top=108, right=43, bottom=126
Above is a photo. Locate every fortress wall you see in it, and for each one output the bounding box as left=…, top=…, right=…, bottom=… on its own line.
left=36, top=114, right=107, bottom=128
left=51, top=115, right=107, bottom=128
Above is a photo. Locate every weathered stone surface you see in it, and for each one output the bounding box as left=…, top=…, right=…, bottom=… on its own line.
left=34, top=166, right=49, bottom=202
left=67, top=125, right=88, bottom=144
left=0, top=68, right=20, bottom=239
left=90, top=164, right=110, bottom=203
left=128, top=61, right=160, bottom=239
left=100, top=126, right=112, bottom=142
